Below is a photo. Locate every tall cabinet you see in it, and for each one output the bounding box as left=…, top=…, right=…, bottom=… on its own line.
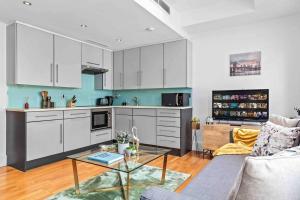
left=140, top=44, right=163, bottom=88
left=113, top=51, right=124, bottom=90
left=123, top=48, right=140, bottom=89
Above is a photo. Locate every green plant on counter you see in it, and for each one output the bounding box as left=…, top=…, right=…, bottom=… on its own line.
left=295, top=107, right=300, bottom=116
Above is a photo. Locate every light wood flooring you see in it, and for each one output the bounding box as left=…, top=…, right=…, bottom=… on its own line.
left=0, top=151, right=210, bottom=200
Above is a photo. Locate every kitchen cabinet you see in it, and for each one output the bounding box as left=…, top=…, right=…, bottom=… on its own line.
left=115, top=114, right=132, bottom=133
left=133, top=115, right=156, bottom=145
left=27, top=120, right=63, bottom=161
left=54, top=36, right=81, bottom=88
left=82, top=43, right=103, bottom=68
left=91, top=129, right=112, bottom=145
left=64, top=117, right=91, bottom=152
left=123, top=48, right=140, bottom=89
left=140, top=44, right=163, bottom=88
left=95, top=69, right=113, bottom=90
left=7, top=23, right=54, bottom=86
left=113, top=51, right=124, bottom=90
left=103, top=49, right=113, bottom=69
left=164, top=40, right=192, bottom=88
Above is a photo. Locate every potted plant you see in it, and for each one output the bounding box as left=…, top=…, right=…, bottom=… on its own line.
left=192, top=116, right=200, bottom=130
left=295, top=107, right=300, bottom=116
left=116, top=131, right=130, bottom=154
left=125, top=145, right=137, bottom=156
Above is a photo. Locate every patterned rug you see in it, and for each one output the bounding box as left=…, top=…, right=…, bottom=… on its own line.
left=48, top=165, right=190, bottom=200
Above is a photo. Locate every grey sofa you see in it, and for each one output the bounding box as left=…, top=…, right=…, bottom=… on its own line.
left=141, top=154, right=247, bottom=200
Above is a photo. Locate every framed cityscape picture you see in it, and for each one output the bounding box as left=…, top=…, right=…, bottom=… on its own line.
left=230, top=51, right=261, bottom=76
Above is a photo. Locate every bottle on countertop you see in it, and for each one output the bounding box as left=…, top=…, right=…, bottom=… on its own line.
left=24, top=97, right=29, bottom=109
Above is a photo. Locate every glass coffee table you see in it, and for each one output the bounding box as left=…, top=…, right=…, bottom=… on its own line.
left=68, top=145, right=171, bottom=200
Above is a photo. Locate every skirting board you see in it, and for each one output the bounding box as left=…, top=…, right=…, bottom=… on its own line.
left=0, top=154, right=7, bottom=167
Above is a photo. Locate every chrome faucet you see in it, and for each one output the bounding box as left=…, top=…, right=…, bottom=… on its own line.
left=132, top=96, right=139, bottom=106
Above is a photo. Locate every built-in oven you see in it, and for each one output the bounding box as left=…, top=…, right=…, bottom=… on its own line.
left=91, top=108, right=112, bottom=131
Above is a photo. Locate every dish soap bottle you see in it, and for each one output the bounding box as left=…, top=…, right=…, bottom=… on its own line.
left=24, top=97, right=29, bottom=109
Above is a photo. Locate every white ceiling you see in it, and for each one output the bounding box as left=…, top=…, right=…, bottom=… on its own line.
left=164, top=0, right=300, bottom=37
left=0, top=0, right=182, bottom=50
left=0, top=0, right=300, bottom=50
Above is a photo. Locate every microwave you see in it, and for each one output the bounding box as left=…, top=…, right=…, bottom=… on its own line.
left=162, top=93, right=190, bottom=107
left=91, top=108, right=112, bottom=131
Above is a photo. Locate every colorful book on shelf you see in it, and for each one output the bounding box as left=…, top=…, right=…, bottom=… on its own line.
left=87, top=152, right=124, bottom=165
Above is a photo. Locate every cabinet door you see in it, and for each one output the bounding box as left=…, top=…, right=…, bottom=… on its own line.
left=64, top=117, right=91, bottom=152
left=103, top=49, right=113, bottom=69
left=16, top=24, right=54, bottom=86
left=82, top=43, right=103, bottom=68
left=164, top=40, right=187, bottom=88
left=103, top=69, right=113, bottom=90
left=113, top=51, right=124, bottom=90
left=133, top=116, right=156, bottom=145
left=115, top=115, right=132, bottom=133
left=124, top=48, right=140, bottom=89
left=140, top=44, right=163, bottom=88
left=26, top=120, right=63, bottom=161
left=54, top=36, right=81, bottom=88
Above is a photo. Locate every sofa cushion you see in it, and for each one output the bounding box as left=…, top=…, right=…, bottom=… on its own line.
left=236, top=155, right=300, bottom=200
left=181, top=155, right=247, bottom=200
left=140, top=187, right=198, bottom=200
left=273, top=145, right=300, bottom=156
left=269, top=114, right=300, bottom=127
left=251, top=121, right=300, bottom=156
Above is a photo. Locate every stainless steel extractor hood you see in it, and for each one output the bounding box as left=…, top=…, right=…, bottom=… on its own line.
left=81, top=65, right=109, bottom=75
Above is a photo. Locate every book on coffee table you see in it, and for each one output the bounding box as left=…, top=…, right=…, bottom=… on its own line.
left=88, top=152, right=124, bottom=165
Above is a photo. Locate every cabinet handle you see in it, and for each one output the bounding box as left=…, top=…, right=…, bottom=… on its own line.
left=104, top=73, right=106, bottom=87
left=95, top=133, right=109, bottom=137
left=160, top=130, right=176, bottom=133
left=56, top=64, right=59, bottom=83
left=136, top=71, right=139, bottom=87
left=70, top=113, right=87, bottom=116
left=87, top=61, right=100, bottom=66
left=50, top=64, right=53, bottom=82
left=139, top=71, right=142, bottom=87
left=160, top=120, right=176, bottom=123
left=160, top=139, right=175, bottom=143
left=35, top=115, right=58, bottom=118
left=160, top=112, right=177, bottom=114
left=163, top=68, right=166, bottom=86
left=119, top=73, right=122, bottom=88
left=60, top=124, right=63, bottom=144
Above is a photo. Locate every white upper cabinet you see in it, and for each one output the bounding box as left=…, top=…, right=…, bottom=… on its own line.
left=113, top=51, right=124, bottom=90
left=164, top=40, right=192, bottom=88
left=54, top=36, right=81, bottom=88
left=124, top=48, right=140, bottom=89
left=7, top=23, right=54, bottom=86
left=103, top=49, right=113, bottom=69
left=140, top=44, right=163, bottom=89
left=82, top=43, right=103, bottom=68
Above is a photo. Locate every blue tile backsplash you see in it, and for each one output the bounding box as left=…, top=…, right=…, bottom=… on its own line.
left=113, top=88, right=192, bottom=106
left=7, top=74, right=192, bottom=108
left=8, top=74, right=113, bottom=108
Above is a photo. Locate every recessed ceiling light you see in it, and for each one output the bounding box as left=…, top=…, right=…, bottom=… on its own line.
left=80, top=24, right=88, bottom=28
left=115, top=38, right=123, bottom=42
left=23, top=1, right=32, bottom=6
left=145, top=27, right=155, bottom=32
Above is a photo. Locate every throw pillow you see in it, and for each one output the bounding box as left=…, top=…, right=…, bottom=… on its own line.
left=273, top=146, right=300, bottom=157
left=233, top=128, right=260, bottom=147
left=269, top=114, right=300, bottom=127
left=236, top=155, right=300, bottom=200
left=251, top=121, right=300, bottom=156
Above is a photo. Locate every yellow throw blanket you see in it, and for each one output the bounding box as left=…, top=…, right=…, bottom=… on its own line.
left=213, top=128, right=260, bottom=156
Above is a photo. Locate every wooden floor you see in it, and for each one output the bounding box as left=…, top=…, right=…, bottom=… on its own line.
left=0, top=151, right=210, bottom=200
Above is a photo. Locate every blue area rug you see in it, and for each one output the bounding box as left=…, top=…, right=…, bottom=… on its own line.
left=48, top=165, right=190, bottom=200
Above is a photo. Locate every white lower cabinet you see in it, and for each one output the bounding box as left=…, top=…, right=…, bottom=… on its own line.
left=64, top=117, right=91, bottom=152
left=115, top=114, right=132, bottom=133
left=26, top=120, right=63, bottom=161
left=133, top=115, right=156, bottom=145
left=91, top=129, right=112, bottom=145
left=157, top=136, right=180, bottom=149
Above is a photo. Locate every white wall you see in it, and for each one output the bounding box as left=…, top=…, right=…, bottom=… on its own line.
left=192, top=14, right=300, bottom=122
left=0, top=21, right=7, bottom=167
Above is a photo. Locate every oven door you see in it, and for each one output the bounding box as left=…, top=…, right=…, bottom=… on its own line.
left=91, top=111, right=109, bottom=130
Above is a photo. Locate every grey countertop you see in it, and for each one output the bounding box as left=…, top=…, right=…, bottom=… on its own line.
left=6, top=105, right=193, bottom=112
